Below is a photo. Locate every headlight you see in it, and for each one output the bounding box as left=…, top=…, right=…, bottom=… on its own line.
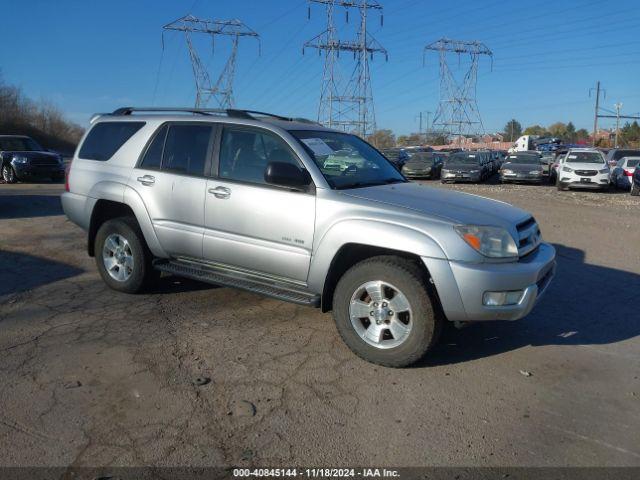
left=469, top=170, right=479, bottom=174
left=598, top=168, right=609, bottom=174
left=12, top=156, right=29, bottom=164
left=502, top=169, right=514, bottom=175
left=562, top=166, right=573, bottom=172
left=454, top=225, right=519, bottom=259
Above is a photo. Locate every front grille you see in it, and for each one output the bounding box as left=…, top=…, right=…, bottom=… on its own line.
left=30, top=157, right=58, bottom=166
left=516, top=216, right=541, bottom=257
left=575, top=170, right=597, bottom=176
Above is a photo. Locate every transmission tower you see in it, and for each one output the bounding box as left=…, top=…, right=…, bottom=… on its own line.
left=163, top=15, right=260, bottom=108
left=304, top=1, right=387, bottom=137
left=424, top=38, right=492, bottom=143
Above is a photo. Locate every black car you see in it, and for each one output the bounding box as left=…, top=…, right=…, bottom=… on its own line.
left=0, top=135, right=65, bottom=183
left=500, top=152, right=546, bottom=184
left=401, top=152, right=444, bottom=179
left=381, top=148, right=410, bottom=168
left=631, top=165, right=640, bottom=196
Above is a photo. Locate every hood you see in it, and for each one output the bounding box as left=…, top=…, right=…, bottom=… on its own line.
left=565, top=162, right=606, bottom=170
left=404, top=159, right=432, bottom=168
left=4, top=150, right=59, bottom=160
left=502, top=162, right=542, bottom=172
left=341, top=182, right=530, bottom=228
left=443, top=163, right=480, bottom=172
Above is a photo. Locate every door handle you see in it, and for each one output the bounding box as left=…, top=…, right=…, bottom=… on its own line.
left=137, top=175, right=155, bottom=186
left=208, top=186, right=231, bottom=199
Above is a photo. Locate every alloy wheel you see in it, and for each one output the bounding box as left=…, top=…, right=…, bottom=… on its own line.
left=102, top=233, right=134, bottom=282
left=349, top=280, right=413, bottom=349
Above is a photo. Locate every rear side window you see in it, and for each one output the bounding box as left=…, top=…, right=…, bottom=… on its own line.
left=140, top=125, right=168, bottom=170
left=79, top=122, right=145, bottom=161
left=162, top=124, right=213, bottom=176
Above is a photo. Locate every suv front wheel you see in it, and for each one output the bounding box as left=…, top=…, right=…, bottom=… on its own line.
left=2, top=164, right=17, bottom=183
left=333, top=256, right=443, bottom=368
left=95, top=217, right=159, bottom=293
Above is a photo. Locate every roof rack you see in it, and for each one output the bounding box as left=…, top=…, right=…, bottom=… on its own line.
left=109, top=107, right=321, bottom=125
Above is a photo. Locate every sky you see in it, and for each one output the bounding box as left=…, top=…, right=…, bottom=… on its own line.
left=2, top=0, right=639, bottom=135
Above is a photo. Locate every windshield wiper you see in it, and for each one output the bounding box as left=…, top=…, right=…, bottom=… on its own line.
left=336, top=178, right=405, bottom=190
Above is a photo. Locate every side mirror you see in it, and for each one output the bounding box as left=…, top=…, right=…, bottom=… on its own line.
left=264, top=162, right=312, bottom=191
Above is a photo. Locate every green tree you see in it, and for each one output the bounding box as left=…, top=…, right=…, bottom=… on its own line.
left=575, top=129, right=591, bottom=143
left=523, top=125, right=547, bottom=136
left=503, top=119, right=522, bottom=142
left=565, top=122, right=576, bottom=142
left=367, top=129, right=396, bottom=149
left=396, top=133, right=424, bottom=146
left=548, top=122, right=568, bottom=138
left=621, top=121, right=640, bottom=146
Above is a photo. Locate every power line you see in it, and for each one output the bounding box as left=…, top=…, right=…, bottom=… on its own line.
left=425, top=38, right=493, bottom=143
left=304, top=0, right=388, bottom=136
left=163, top=14, right=260, bottom=108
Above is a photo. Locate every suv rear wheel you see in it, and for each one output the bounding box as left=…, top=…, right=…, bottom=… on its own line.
left=631, top=179, right=640, bottom=196
left=333, top=256, right=443, bottom=368
left=94, top=217, right=159, bottom=293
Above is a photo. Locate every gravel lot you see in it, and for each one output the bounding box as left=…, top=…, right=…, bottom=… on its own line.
left=0, top=179, right=639, bottom=468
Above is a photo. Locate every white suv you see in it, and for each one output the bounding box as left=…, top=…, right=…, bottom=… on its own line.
left=556, top=148, right=609, bottom=191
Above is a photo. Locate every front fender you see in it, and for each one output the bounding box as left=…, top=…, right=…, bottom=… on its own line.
left=307, top=219, right=447, bottom=293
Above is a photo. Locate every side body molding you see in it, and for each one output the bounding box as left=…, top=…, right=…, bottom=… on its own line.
left=307, top=219, right=447, bottom=293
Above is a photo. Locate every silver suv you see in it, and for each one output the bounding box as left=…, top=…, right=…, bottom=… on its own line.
left=62, top=107, right=556, bottom=367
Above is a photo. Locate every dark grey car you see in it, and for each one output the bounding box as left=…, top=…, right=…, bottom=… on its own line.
left=500, top=153, right=546, bottom=184
left=441, top=152, right=484, bottom=183
left=401, top=152, right=444, bottom=179
left=0, top=135, right=65, bottom=183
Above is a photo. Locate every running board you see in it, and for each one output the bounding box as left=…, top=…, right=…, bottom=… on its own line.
left=153, top=259, right=320, bottom=307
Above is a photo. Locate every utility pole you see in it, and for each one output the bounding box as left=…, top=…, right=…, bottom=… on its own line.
left=614, top=102, right=623, bottom=148
left=424, top=38, right=493, bottom=143
left=305, top=1, right=387, bottom=137
left=163, top=15, right=260, bottom=108
left=590, top=81, right=603, bottom=147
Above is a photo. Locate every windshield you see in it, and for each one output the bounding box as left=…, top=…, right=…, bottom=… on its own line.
left=624, top=159, right=640, bottom=168
left=291, top=130, right=406, bottom=190
left=565, top=152, right=605, bottom=164
left=613, top=150, right=640, bottom=160
left=505, top=155, right=540, bottom=165
left=405, top=153, right=435, bottom=164
left=445, top=153, right=480, bottom=166
left=0, top=136, right=44, bottom=152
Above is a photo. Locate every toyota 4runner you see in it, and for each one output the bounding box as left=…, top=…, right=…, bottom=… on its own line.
left=62, top=107, right=556, bottom=367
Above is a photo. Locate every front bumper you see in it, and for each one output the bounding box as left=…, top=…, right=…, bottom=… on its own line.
left=422, top=242, right=556, bottom=322
left=501, top=173, right=544, bottom=183
left=559, top=171, right=609, bottom=189
left=441, top=171, right=481, bottom=182
left=13, top=162, right=65, bottom=179
left=403, top=168, right=433, bottom=179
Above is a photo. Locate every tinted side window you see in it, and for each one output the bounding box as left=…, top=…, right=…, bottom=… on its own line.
left=140, top=125, right=168, bottom=170
left=219, top=127, right=299, bottom=185
left=79, top=122, right=145, bottom=161
left=162, top=124, right=213, bottom=176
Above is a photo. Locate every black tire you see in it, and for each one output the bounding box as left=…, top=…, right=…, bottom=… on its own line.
left=94, top=217, right=159, bottom=294
left=2, top=164, right=17, bottom=184
left=556, top=177, right=568, bottom=191
left=631, top=180, right=639, bottom=196
left=332, top=256, right=443, bottom=368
